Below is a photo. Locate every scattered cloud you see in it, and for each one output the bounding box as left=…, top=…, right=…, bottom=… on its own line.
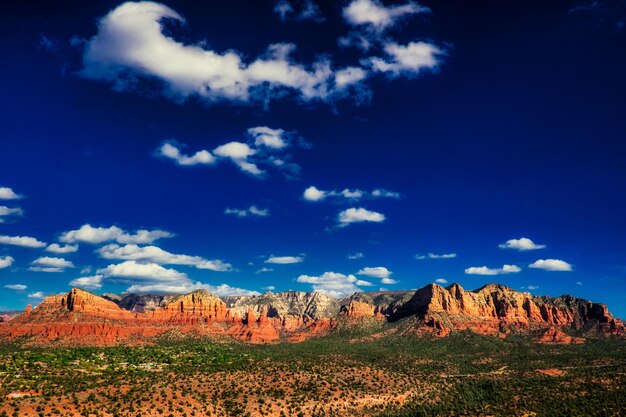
left=347, top=252, right=364, bottom=260
left=98, top=260, right=187, bottom=281
left=124, top=281, right=260, bottom=296
left=60, top=224, right=173, bottom=245
left=527, top=285, right=539, bottom=290
left=256, top=267, right=274, bottom=274
left=0, top=206, right=24, bottom=223
left=499, top=237, right=546, bottom=251
left=156, top=142, right=216, bottom=166
left=29, top=256, right=75, bottom=273
left=337, top=207, right=385, bottom=225
left=576, top=281, right=583, bottom=285
left=248, top=126, right=288, bottom=149
left=225, top=206, right=270, bottom=218
left=275, top=0, right=324, bottom=23
left=80, top=2, right=442, bottom=107
left=28, top=291, right=45, bottom=299
left=464, top=264, right=522, bottom=275
left=69, top=275, right=104, bottom=290
left=416, top=252, right=456, bottom=260
left=4, top=283, right=26, bottom=291
left=529, top=259, right=573, bottom=272
left=357, top=266, right=391, bottom=278
left=0, top=235, right=46, bottom=248
left=214, top=142, right=263, bottom=176
left=435, top=278, right=448, bottom=284
left=261, top=285, right=276, bottom=291
left=302, top=186, right=400, bottom=202
left=46, top=243, right=79, bottom=254
left=0, top=187, right=22, bottom=200
left=97, top=244, right=233, bottom=271
left=265, top=255, right=304, bottom=264
left=296, top=271, right=373, bottom=297
left=0, top=256, right=14, bottom=269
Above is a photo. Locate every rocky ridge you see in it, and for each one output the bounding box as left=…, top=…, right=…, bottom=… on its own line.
left=0, top=283, right=622, bottom=346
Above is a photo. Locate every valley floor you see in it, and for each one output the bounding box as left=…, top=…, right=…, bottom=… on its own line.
left=1, top=332, right=625, bottom=417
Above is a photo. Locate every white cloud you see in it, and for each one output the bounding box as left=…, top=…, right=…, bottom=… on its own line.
left=96, top=244, right=232, bottom=272
left=224, top=206, right=270, bottom=218
left=527, top=285, right=539, bottom=290
left=303, top=186, right=400, bottom=202
left=69, top=275, right=104, bottom=290
left=0, top=206, right=23, bottom=223
left=416, top=252, right=457, bottom=260
left=261, top=285, right=276, bottom=291
left=348, top=252, right=364, bottom=260
left=157, top=142, right=215, bottom=166
left=357, top=266, right=391, bottom=278
left=381, top=277, right=398, bottom=284
left=435, top=278, right=448, bottom=284
left=0, top=187, right=22, bottom=200
left=529, top=259, right=573, bottom=272
left=46, top=243, right=79, bottom=254
left=213, top=142, right=263, bottom=176
left=4, top=284, right=26, bottom=291
left=337, top=207, right=385, bottom=225
left=98, top=260, right=187, bottom=281
left=334, top=67, right=368, bottom=88
left=124, top=281, right=260, bottom=296
left=256, top=267, right=274, bottom=274
left=29, top=257, right=75, bottom=273
left=342, top=0, right=427, bottom=30
left=303, top=186, right=327, bottom=201
left=0, top=256, right=14, bottom=269
left=248, top=126, right=287, bottom=149
left=81, top=2, right=362, bottom=105
left=499, top=237, right=546, bottom=251
left=464, top=264, right=522, bottom=275
left=367, top=41, right=442, bottom=76
left=576, top=281, right=583, bottom=285
left=265, top=255, right=304, bottom=264
left=28, top=291, right=45, bottom=299
left=60, top=224, right=173, bottom=245
left=275, top=0, right=324, bottom=23
left=0, top=235, right=46, bottom=248
left=296, top=271, right=373, bottom=297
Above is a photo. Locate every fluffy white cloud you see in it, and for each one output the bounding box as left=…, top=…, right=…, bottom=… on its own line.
left=367, top=41, right=442, bottom=76
left=416, top=252, right=457, bottom=260
left=213, top=142, right=263, bottom=176
left=343, top=0, right=426, bottom=29
left=0, top=235, right=46, bottom=248
left=357, top=266, right=391, bottom=278
left=81, top=2, right=364, bottom=105
left=265, top=256, right=304, bottom=264
left=60, top=224, right=173, bottom=245
left=157, top=142, right=215, bottom=166
left=348, top=252, right=364, bottom=260
left=464, top=264, right=522, bottom=275
left=499, top=238, right=546, bottom=251
left=435, top=278, right=448, bottom=284
left=337, top=207, right=385, bottom=225
left=0, top=256, right=14, bottom=269
left=224, top=206, right=270, bottom=218
left=274, top=0, right=324, bottom=23
left=96, top=244, right=232, bottom=272
left=46, top=243, right=79, bottom=254
left=0, top=206, right=23, bottom=223
left=28, top=291, right=45, bottom=299
left=296, top=271, right=373, bottom=297
left=0, top=187, right=22, bottom=200
left=98, top=260, right=186, bottom=281
left=124, top=281, right=260, bottom=296
left=29, top=257, right=75, bottom=273
left=529, top=259, right=573, bottom=272
left=4, top=283, right=26, bottom=290
left=381, top=277, right=398, bottom=284
left=248, top=126, right=287, bottom=149
left=69, top=275, right=104, bottom=290
left=303, top=186, right=400, bottom=202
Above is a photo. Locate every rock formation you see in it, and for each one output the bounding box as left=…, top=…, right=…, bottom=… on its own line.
left=0, top=283, right=622, bottom=346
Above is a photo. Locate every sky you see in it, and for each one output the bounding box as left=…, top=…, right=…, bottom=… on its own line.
left=1, top=0, right=625, bottom=316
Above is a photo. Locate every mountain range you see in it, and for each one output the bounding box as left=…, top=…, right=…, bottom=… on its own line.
left=0, top=283, right=623, bottom=346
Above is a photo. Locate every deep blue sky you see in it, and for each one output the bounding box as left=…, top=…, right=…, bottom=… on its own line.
left=1, top=0, right=625, bottom=316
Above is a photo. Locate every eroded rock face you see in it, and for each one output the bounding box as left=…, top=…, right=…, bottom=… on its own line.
left=224, top=291, right=341, bottom=320
left=151, top=290, right=229, bottom=324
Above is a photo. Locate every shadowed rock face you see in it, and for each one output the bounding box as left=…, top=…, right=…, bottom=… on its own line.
left=0, top=284, right=622, bottom=346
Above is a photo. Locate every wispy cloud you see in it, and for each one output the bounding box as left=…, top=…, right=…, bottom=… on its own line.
left=296, top=271, right=372, bottom=297
left=4, top=283, right=27, bottom=291
left=28, top=291, right=45, bottom=299
left=0, top=187, right=23, bottom=200
left=29, top=257, right=75, bottom=273
left=60, top=224, right=173, bottom=245
left=416, top=252, right=456, bottom=260
left=0, top=256, right=14, bottom=269
left=337, top=207, right=385, bottom=225
left=265, top=255, right=304, bottom=264
left=0, top=206, right=24, bottom=223
left=347, top=252, right=364, bottom=260
left=225, top=206, right=270, bottom=218
left=303, top=185, right=400, bottom=202
left=275, top=0, right=324, bottom=23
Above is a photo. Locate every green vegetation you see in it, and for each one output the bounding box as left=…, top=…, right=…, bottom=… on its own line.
left=0, top=333, right=625, bottom=416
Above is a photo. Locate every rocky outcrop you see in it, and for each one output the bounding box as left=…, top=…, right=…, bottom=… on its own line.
left=228, top=306, right=281, bottom=343
left=224, top=291, right=341, bottom=319
left=151, top=290, right=229, bottom=324
left=104, top=293, right=177, bottom=313
left=533, top=327, right=585, bottom=345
